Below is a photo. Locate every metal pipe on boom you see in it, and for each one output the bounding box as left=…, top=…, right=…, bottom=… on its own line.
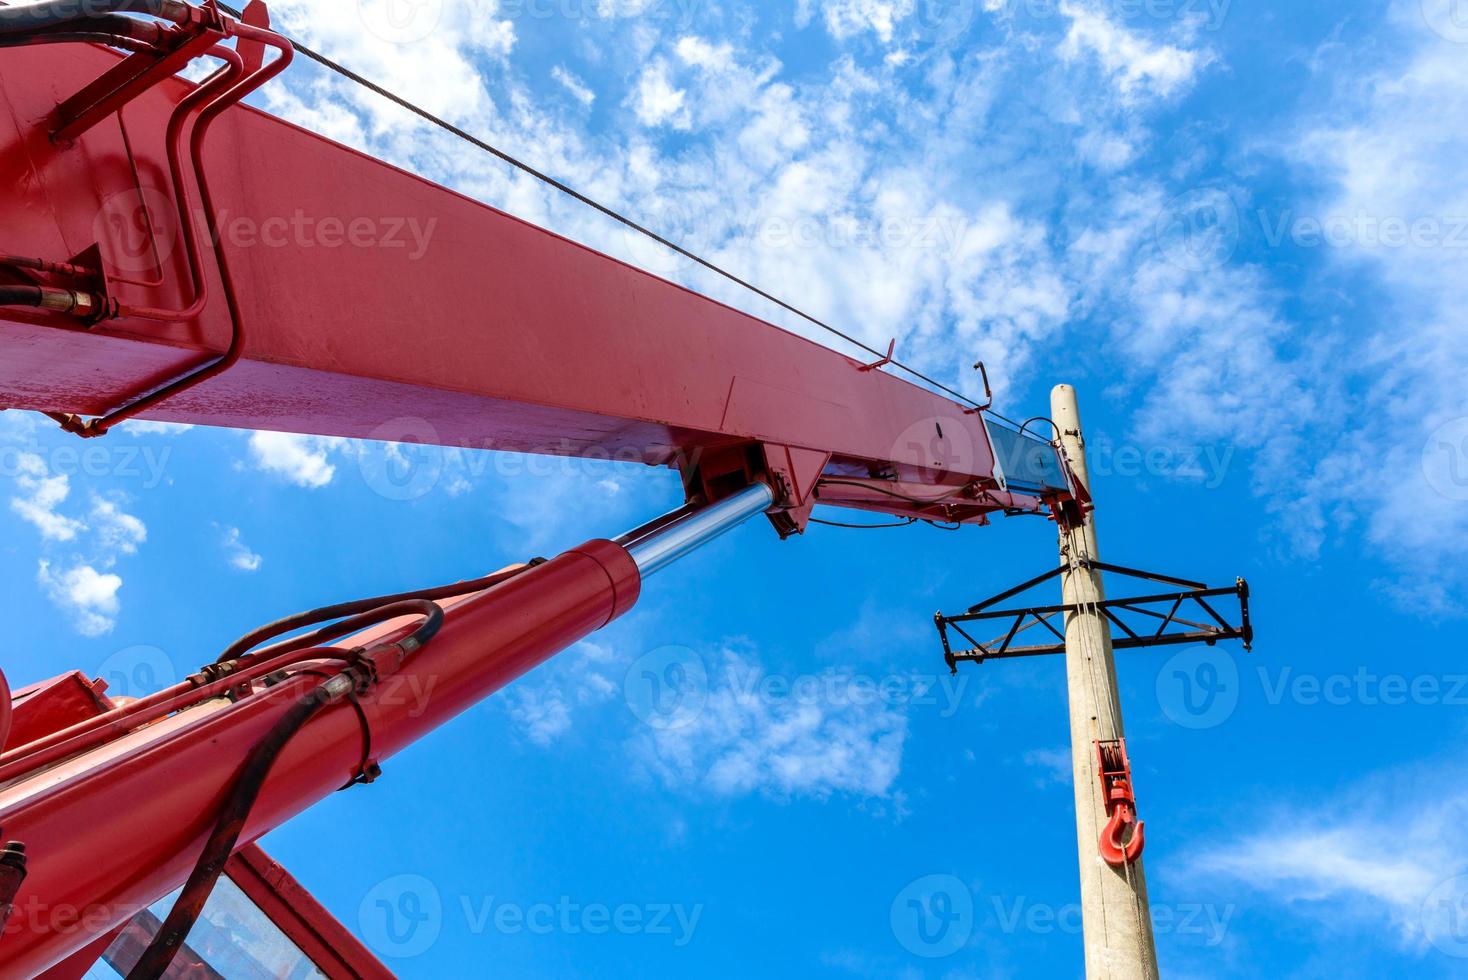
left=624, top=483, right=775, bottom=576
left=0, top=487, right=772, bottom=976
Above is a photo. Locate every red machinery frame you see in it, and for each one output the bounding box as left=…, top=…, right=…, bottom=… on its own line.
left=38, top=842, right=392, bottom=978
left=221, top=843, right=394, bottom=980
left=0, top=8, right=1077, bottom=531
left=0, top=3, right=1083, bottom=974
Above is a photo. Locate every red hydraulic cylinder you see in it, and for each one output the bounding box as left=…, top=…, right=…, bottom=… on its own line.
left=0, top=539, right=639, bottom=976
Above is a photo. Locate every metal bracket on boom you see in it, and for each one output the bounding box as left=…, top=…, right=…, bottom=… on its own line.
left=49, top=2, right=230, bottom=144
left=934, top=560, right=1252, bottom=674
left=3, top=1, right=296, bottom=439
left=962, top=360, right=994, bottom=413
left=858, top=339, right=896, bottom=372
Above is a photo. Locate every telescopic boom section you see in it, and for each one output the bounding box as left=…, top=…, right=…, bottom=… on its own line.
left=0, top=25, right=1077, bottom=531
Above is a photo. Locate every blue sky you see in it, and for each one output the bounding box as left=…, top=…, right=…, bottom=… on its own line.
left=12, top=0, right=1468, bottom=975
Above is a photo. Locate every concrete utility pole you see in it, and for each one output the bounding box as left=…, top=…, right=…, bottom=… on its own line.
left=1052, top=384, right=1160, bottom=979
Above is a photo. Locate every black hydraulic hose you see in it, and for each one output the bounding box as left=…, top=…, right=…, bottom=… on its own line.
left=126, top=590, right=449, bottom=978
left=214, top=562, right=542, bottom=664
left=123, top=673, right=344, bottom=980
left=0, top=254, right=94, bottom=278
left=0, top=285, right=42, bottom=308
left=4, top=10, right=165, bottom=37
left=817, top=477, right=970, bottom=506
left=0, top=0, right=183, bottom=35
left=245, top=598, right=447, bottom=665
left=0, top=281, right=104, bottom=316
left=0, top=30, right=161, bottom=52
left=0, top=10, right=169, bottom=50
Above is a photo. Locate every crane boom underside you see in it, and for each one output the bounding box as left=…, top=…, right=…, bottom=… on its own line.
left=0, top=40, right=1073, bottom=527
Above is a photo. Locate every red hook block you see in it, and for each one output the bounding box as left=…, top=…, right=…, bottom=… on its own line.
left=1095, top=739, right=1145, bottom=867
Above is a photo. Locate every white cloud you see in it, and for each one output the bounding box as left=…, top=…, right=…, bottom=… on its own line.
left=1279, top=4, right=1468, bottom=600
left=1059, top=1, right=1212, bottom=100
left=630, top=61, right=689, bottom=129
left=1112, top=252, right=1316, bottom=492
left=247, top=431, right=339, bottom=488
left=502, top=641, right=621, bottom=746
left=1021, top=746, right=1073, bottom=789
left=91, top=497, right=147, bottom=556
left=464, top=12, right=516, bottom=58
left=504, top=636, right=913, bottom=805
left=552, top=65, right=596, bottom=106
left=4, top=447, right=147, bottom=635
left=634, top=648, right=908, bottom=801
left=675, top=36, right=735, bottom=72
left=944, top=203, right=1072, bottom=386
left=797, top=0, right=915, bottom=43
left=1187, top=764, right=1468, bottom=950
left=266, top=0, right=514, bottom=134
left=508, top=687, right=574, bottom=746
left=37, top=561, right=122, bottom=637
left=593, top=0, right=663, bottom=16
left=10, top=452, right=84, bottom=541
left=121, top=420, right=194, bottom=436
left=1077, top=128, right=1139, bottom=171
left=488, top=459, right=667, bottom=552
left=220, top=525, right=263, bottom=572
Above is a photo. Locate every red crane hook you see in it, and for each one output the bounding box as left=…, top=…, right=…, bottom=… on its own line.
left=1095, top=739, right=1145, bottom=867
left=1098, top=795, right=1146, bottom=867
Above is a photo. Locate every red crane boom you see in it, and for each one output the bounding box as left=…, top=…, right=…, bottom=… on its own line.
left=0, top=4, right=1081, bottom=975
left=0, top=15, right=1076, bottom=531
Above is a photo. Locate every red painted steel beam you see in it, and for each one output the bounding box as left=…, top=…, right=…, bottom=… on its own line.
left=224, top=842, right=395, bottom=979
left=0, top=538, right=640, bottom=976
left=4, top=673, right=112, bottom=755
left=0, top=40, right=1047, bottom=522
